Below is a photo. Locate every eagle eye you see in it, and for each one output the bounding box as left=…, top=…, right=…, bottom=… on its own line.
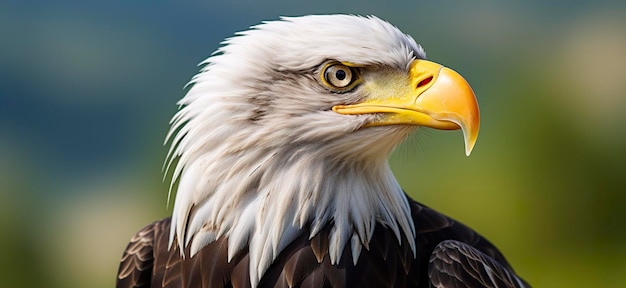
left=321, top=62, right=360, bottom=91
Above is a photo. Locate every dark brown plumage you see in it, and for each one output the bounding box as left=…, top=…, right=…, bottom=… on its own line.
left=117, top=197, right=528, bottom=288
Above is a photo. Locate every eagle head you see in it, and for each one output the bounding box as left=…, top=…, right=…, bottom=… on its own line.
left=165, top=14, right=479, bottom=286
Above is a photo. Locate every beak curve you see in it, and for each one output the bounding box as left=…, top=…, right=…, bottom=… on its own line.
left=332, top=59, right=480, bottom=155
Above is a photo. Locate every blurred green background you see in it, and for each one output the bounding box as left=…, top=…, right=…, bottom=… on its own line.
left=1, top=1, right=625, bottom=287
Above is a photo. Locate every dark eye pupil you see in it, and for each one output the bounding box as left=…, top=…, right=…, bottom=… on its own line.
left=335, top=70, right=346, bottom=80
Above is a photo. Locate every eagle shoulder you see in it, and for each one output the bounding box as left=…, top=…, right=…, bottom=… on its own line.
left=116, top=219, right=164, bottom=288
left=409, top=199, right=530, bottom=288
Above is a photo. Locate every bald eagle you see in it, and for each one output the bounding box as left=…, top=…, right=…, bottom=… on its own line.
left=117, top=15, right=528, bottom=288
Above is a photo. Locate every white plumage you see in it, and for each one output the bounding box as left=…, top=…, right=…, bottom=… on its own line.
left=165, top=15, right=424, bottom=286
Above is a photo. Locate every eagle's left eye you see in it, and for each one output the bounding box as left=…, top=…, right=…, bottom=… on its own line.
left=321, top=63, right=359, bottom=91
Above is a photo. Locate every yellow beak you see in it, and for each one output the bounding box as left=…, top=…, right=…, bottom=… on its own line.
left=332, top=60, right=480, bottom=156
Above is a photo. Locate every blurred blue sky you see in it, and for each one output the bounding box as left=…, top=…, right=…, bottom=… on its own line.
left=1, top=1, right=626, bottom=287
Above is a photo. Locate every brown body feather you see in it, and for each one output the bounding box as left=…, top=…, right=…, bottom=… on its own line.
left=117, top=197, right=528, bottom=288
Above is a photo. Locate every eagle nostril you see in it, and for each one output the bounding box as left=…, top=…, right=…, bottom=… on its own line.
left=417, top=76, right=433, bottom=89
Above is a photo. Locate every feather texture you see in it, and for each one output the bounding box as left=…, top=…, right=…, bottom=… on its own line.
left=117, top=199, right=529, bottom=287
left=163, top=15, right=423, bottom=286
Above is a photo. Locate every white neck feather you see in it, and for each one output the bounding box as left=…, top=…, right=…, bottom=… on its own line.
left=168, top=122, right=417, bottom=286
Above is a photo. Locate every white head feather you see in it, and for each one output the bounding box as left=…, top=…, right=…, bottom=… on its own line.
left=165, top=14, right=426, bottom=287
